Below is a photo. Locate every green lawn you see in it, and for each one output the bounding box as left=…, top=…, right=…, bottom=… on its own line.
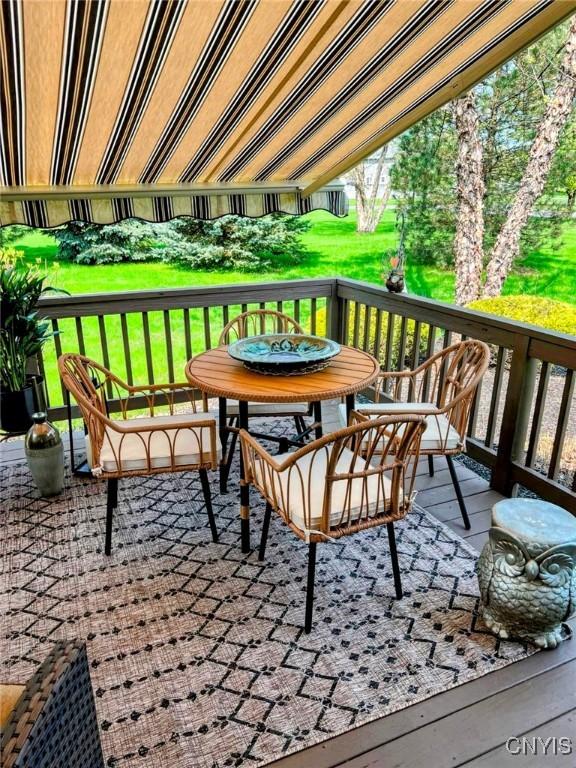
left=406, top=223, right=576, bottom=304
left=10, top=209, right=576, bottom=406
left=13, top=208, right=576, bottom=304
left=13, top=208, right=397, bottom=293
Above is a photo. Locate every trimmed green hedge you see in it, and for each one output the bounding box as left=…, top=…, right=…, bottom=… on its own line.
left=467, top=296, right=576, bottom=337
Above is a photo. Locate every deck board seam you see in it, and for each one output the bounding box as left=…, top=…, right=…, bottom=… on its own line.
left=454, top=705, right=576, bottom=767
left=330, top=655, right=576, bottom=768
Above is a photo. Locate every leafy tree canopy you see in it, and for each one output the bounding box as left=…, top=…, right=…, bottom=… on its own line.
left=391, top=20, right=575, bottom=267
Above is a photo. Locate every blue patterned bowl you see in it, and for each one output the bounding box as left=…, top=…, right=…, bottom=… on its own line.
left=228, top=334, right=341, bottom=375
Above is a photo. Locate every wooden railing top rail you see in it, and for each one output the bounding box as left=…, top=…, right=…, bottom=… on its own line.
left=336, top=278, right=576, bottom=354
left=37, top=278, right=336, bottom=319
left=38, top=276, right=576, bottom=354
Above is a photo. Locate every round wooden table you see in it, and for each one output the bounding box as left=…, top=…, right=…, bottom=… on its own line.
left=185, top=344, right=380, bottom=552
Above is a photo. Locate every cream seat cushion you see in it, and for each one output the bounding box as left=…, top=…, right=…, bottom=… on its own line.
left=91, top=413, right=219, bottom=473
left=254, top=447, right=392, bottom=532
left=225, top=400, right=309, bottom=416
left=337, top=402, right=461, bottom=451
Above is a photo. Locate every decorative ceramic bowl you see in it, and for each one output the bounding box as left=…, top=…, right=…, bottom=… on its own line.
left=228, top=334, right=341, bottom=375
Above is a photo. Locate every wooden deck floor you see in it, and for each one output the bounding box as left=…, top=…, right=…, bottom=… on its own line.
left=2, top=435, right=575, bottom=768
left=273, top=455, right=576, bottom=768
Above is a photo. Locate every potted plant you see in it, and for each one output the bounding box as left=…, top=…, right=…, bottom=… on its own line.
left=0, top=248, right=66, bottom=433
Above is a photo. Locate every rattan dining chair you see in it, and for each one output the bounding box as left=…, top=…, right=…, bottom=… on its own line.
left=218, top=309, right=311, bottom=488
left=58, top=354, right=219, bottom=555
left=219, top=308, right=304, bottom=345
left=338, top=339, right=490, bottom=530
left=240, top=413, right=426, bottom=632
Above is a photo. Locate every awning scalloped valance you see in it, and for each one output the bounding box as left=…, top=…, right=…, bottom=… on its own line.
left=0, top=184, right=348, bottom=228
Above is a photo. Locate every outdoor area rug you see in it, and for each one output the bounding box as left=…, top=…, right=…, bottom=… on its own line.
left=1, top=422, right=536, bottom=768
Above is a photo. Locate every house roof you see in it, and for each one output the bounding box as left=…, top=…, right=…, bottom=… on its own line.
left=1, top=0, right=573, bottom=226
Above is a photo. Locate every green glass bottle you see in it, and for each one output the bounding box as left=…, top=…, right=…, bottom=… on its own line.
left=25, top=413, right=65, bottom=497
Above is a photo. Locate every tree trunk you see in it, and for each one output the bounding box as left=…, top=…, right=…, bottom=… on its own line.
left=453, top=92, right=485, bottom=305
left=352, top=163, right=370, bottom=232
left=349, top=146, right=391, bottom=233
left=482, top=16, right=576, bottom=297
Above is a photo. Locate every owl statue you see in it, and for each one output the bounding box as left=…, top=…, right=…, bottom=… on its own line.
left=477, top=527, right=576, bottom=649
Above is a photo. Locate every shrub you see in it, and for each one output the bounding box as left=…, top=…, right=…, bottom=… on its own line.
left=165, top=214, right=310, bottom=272
left=50, top=220, right=161, bottom=264
left=467, top=296, right=576, bottom=337
left=50, top=215, right=311, bottom=272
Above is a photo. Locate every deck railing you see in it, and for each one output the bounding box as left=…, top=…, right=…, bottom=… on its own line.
left=37, top=277, right=576, bottom=512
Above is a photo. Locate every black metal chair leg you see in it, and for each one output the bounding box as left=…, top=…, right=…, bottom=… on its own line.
left=218, top=401, right=231, bottom=494
left=110, top=476, right=118, bottom=508
left=386, top=522, right=403, bottom=600
left=428, top=455, right=435, bottom=477
left=446, top=455, right=471, bottom=530
left=105, top=478, right=117, bottom=556
left=222, top=425, right=239, bottom=488
left=239, top=400, right=251, bottom=553
left=293, top=415, right=307, bottom=435
left=259, top=501, right=273, bottom=561
left=304, top=542, right=317, bottom=634
left=312, top=402, right=323, bottom=440
left=199, top=468, right=218, bottom=543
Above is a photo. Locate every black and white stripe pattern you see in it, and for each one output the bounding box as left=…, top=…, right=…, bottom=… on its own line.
left=357, top=0, right=555, bottom=156
left=297, top=195, right=312, bottom=215
left=112, top=197, right=134, bottom=221
left=290, top=0, right=510, bottom=179
left=191, top=195, right=212, bottom=220
left=228, top=193, right=246, bottom=216
left=327, top=189, right=347, bottom=217
left=177, top=0, right=324, bottom=183
left=22, top=200, right=48, bottom=228
left=1, top=188, right=347, bottom=227
left=0, top=0, right=565, bottom=227
left=0, top=0, right=25, bottom=186
left=95, top=0, right=187, bottom=184
left=217, top=0, right=394, bottom=182
left=50, top=0, right=110, bottom=185
left=152, top=196, right=174, bottom=222
left=255, top=0, right=453, bottom=180
left=139, top=0, right=257, bottom=184
left=69, top=198, right=93, bottom=222
left=263, top=192, right=280, bottom=215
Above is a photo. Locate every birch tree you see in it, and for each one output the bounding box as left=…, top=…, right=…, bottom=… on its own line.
left=347, top=146, right=392, bottom=233
left=453, top=93, right=485, bottom=305
left=482, top=15, right=576, bottom=297
left=394, top=18, right=575, bottom=304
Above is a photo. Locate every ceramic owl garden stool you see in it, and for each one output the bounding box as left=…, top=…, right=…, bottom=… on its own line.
left=477, top=499, right=576, bottom=649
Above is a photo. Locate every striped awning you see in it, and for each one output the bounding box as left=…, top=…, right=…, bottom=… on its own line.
left=1, top=0, right=573, bottom=227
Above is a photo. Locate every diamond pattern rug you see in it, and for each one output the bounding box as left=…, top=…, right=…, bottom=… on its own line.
left=1, top=425, right=535, bottom=768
